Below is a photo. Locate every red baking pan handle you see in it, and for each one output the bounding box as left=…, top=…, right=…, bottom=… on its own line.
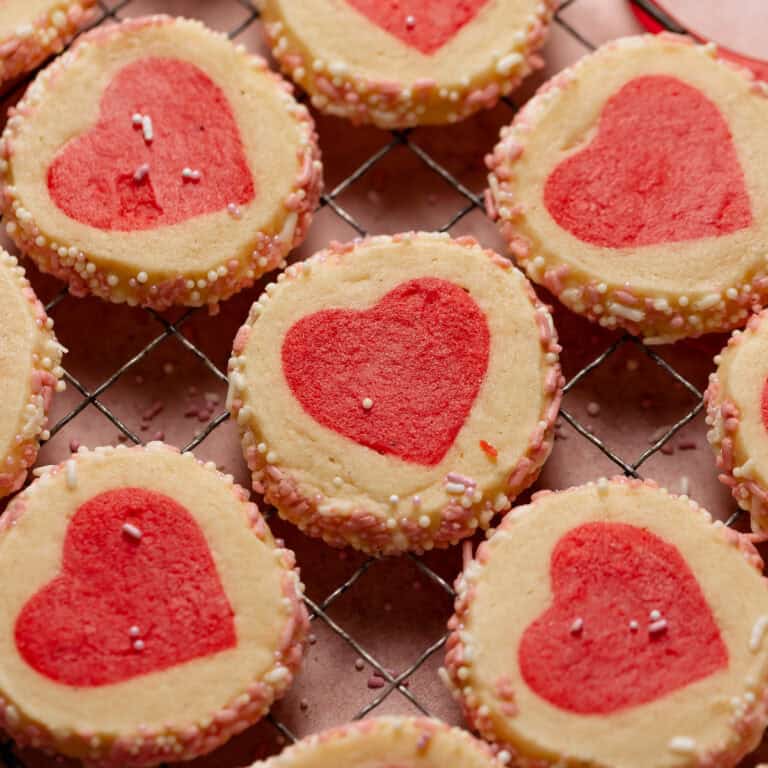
left=628, top=0, right=768, bottom=81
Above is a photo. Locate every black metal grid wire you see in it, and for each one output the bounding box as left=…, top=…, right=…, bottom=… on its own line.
left=0, top=2, right=749, bottom=766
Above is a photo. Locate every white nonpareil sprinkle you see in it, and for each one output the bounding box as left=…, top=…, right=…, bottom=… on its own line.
left=362, top=397, right=374, bottom=410
left=65, top=459, right=77, bottom=490
left=668, top=737, right=696, bottom=754
left=122, top=523, right=143, bottom=540
left=629, top=620, right=639, bottom=632
left=418, top=515, right=430, bottom=529
left=570, top=618, right=583, bottom=635
left=133, top=639, right=145, bottom=651
left=182, top=167, right=201, bottom=181
left=133, top=163, right=150, bottom=182
left=389, top=495, right=399, bottom=505
left=750, top=615, right=768, bottom=652
left=405, top=14, right=416, bottom=27
left=131, top=113, right=143, bottom=126
left=649, top=619, right=668, bottom=634
left=649, top=609, right=662, bottom=621
left=141, top=115, right=153, bottom=143
left=129, top=626, right=141, bottom=638
left=227, top=202, right=242, bottom=218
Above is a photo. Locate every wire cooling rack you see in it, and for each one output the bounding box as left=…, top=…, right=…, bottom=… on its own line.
left=0, top=2, right=762, bottom=766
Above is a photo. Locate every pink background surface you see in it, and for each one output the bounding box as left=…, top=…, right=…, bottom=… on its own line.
left=1, top=1, right=767, bottom=766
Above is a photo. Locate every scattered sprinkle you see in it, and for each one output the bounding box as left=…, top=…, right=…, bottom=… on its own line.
left=133, top=163, right=150, bottom=183
left=418, top=515, right=431, bottom=529
left=227, top=202, right=242, bottom=219
left=668, top=736, right=696, bottom=754
left=65, top=459, right=77, bottom=489
left=629, top=620, right=639, bottom=632
left=570, top=618, right=584, bottom=635
left=133, top=639, right=145, bottom=652
left=649, top=619, right=668, bottom=635
left=129, top=626, right=141, bottom=638
left=122, top=523, right=143, bottom=540
left=586, top=401, right=600, bottom=417
left=141, top=115, right=153, bottom=143
left=181, top=167, right=201, bottom=182
left=355, top=659, right=365, bottom=671
left=405, top=14, right=416, bottom=27
left=131, top=113, right=143, bottom=127
left=69, top=439, right=80, bottom=453
left=389, top=494, right=399, bottom=505
left=479, top=440, right=498, bottom=460
left=679, top=475, right=690, bottom=496
left=367, top=675, right=386, bottom=689
left=649, top=609, right=661, bottom=622
left=362, top=397, right=374, bottom=410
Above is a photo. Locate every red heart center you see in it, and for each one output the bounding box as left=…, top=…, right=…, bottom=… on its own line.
left=15, top=488, right=236, bottom=687
left=518, top=522, right=728, bottom=714
left=543, top=75, right=752, bottom=248
left=281, top=278, right=490, bottom=466
left=47, top=58, right=255, bottom=231
left=344, top=0, right=490, bottom=55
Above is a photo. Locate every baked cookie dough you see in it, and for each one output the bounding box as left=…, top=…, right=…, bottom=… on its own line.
left=0, top=247, right=63, bottom=499
left=0, top=442, right=307, bottom=766
left=256, top=717, right=503, bottom=767
left=258, top=0, right=553, bottom=128
left=487, top=34, right=768, bottom=343
left=706, top=309, right=768, bottom=532
left=0, top=0, right=96, bottom=87
left=228, top=232, right=562, bottom=555
left=0, top=15, right=322, bottom=311
left=443, top=479, right=768, bottom=768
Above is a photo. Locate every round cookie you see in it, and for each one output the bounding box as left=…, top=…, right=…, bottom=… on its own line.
left=256, top=717, right=503, bottom=767
left=0, top=0, right=96, bottom=88
left=258, top=0, right=553, bottom=128
left=0, top=247, right=64, bottom=499
left=0, top=442, right=308, bottom=766
left=0, top=15, right=322, bottom=311
left=228, top=232, right=562, bottom=555
left=487, top=34, right=768, bottom=343
left=443, top=479, right=768, bottom=768
left=706, top=309, right=768, bottom=532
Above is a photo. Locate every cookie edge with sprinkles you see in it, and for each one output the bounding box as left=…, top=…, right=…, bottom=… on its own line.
left=487, top=33, right=768, bottom=344
left=0, top=247, right=64, bottom=500
left=0, top=442, right=309, bottom=767
left=227, top=231, right=564, bottom=556
left=257, top=0, right=555, bottom=128
left=705, top=309, right=768, bottom=532
left=0, top=1, right=98, bottom=87
left=257, top=715, right=505, bottom=767
left=0, top=14, right=323, bottom=312
left=441, top=477, right=768, bottom=768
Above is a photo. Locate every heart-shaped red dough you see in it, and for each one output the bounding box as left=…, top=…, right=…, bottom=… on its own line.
left=544, top=75, right=752, bottom=248
left=344, top=0, right=490, bottom=55
left=518, top=522, right=728, bottom=714
left=281, top=277, right=490, bottom=466
left=15, top=488, right=236, bottom=687
left=47, top=57, right=254, bottom=231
